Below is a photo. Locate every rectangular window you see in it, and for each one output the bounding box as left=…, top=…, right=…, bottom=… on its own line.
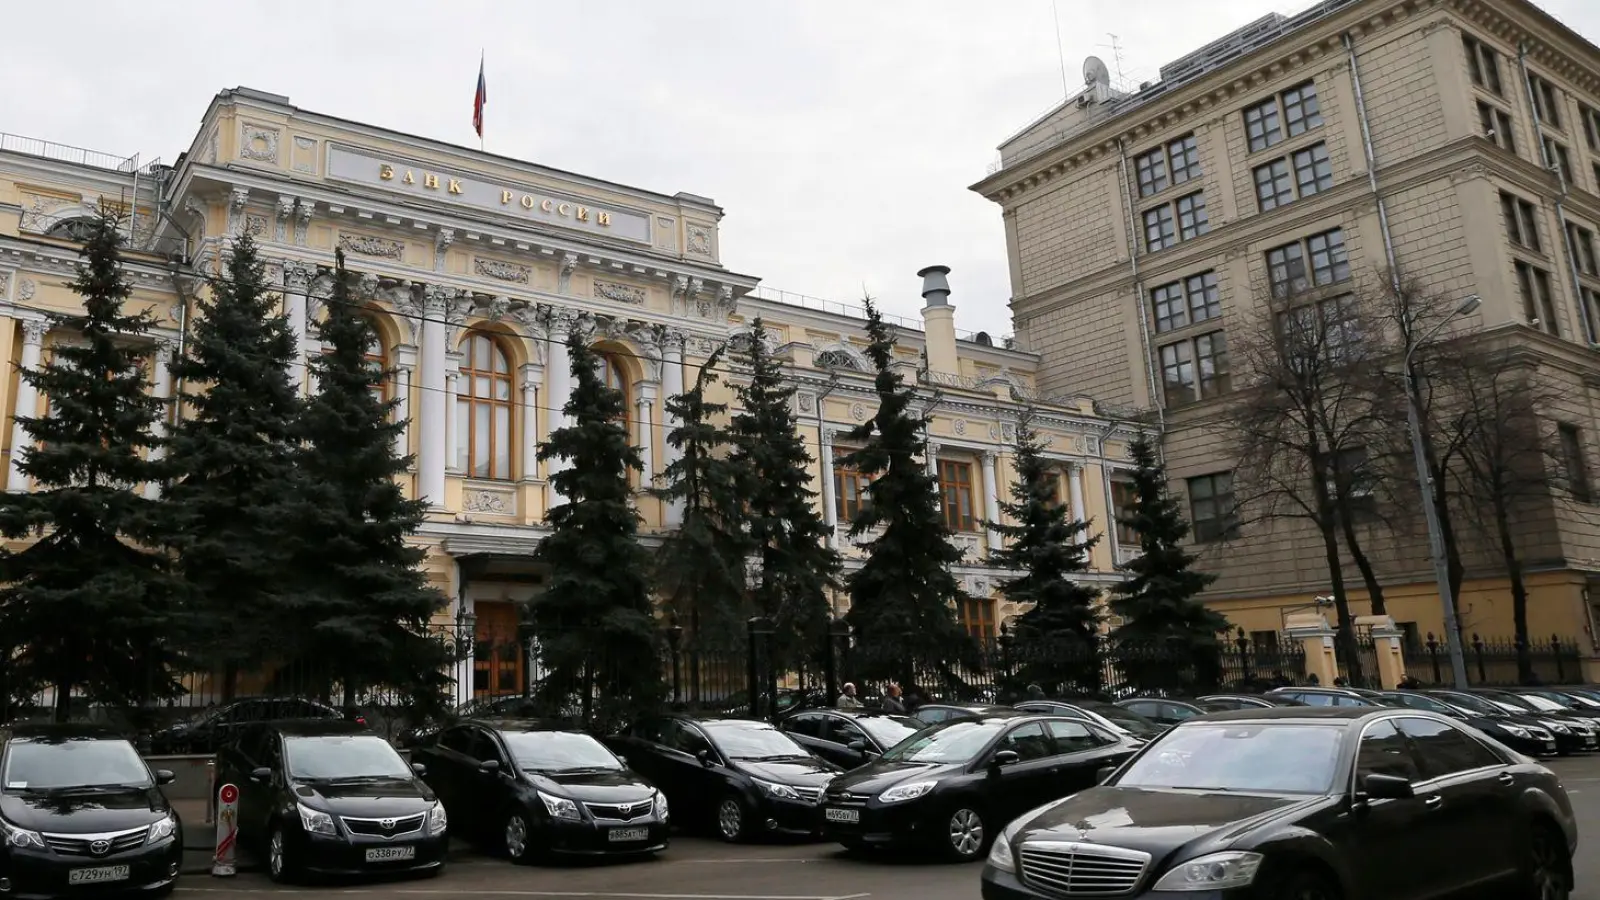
left=1143, top=205, right=1176, bottom=252
left=1186, top=271, right=1221, bottom=323
left=1581, top=286, right=1600, bottom=345
left=1150, top=271, right=1220, bottom=334
left=1327, top=446, right=1375, bottom=508
left=958, top=598, right=996, bottom=641
left=834, top=462, right=870, bottom=523
left=1253, top=158, right=1294, bottom=211
left=1160, top=340, right=1195, bottom=407
left=1530, top=74, right=1562, bottom=128
left=1136, top=145, right=1169, bottom=197
left=1195, top=331, right=1231, bottom=399
left=1463, top=34, right=1503, bottom=95
left=1282, top=82, right=1323, bottom=137
left=1544, top=137, right=1572, bottom=181
left=1110, top=479, right=1139, bottom=546
left=1307, top=228, right=1351, bottom=286
left=1583, top=105, right=1600, bottom=152
left=1245, top=82, right=1321, bottom=153
left=1567, top=222, right=1598, bottom=276
left=938, top=460, right=977, bottom=533
left=1176, top=192, right=1209, bottom=240
left=1477, top=101, right=1517, bottom=153
left=1293, top=142, right=1334, bottom=197
left=1188, top=472, right=1239, bottom=543
left=1514, top=260, right=1559, bottom=335
left=1244, top=96, right=1283, bottom=153
left=1150, top=281, right=1187, bottom=333
left=1502, top=192, right=1541, bottom=251
left=1168, top=133, right=1202, bottom=185
left=1559, top=423, right=1592, bottom=503
left=1267, top=241, right=1309, bottom=298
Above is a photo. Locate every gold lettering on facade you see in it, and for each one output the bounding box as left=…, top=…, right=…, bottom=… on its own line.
left=501, top=190, right=514, bottom=204
left=597, top=211, right=611, bottom=227
left=402, top=170, right=416, bottom=185
left=557, top=203, right=571, bottom=217
left=521, top=195, right=536, bottom=209
left=370, top=160, right=618, bottom=229
left=540, top=199, right=554, bottom=213
left=448, top=178, right=463, bottom=195
left=424, top=173, right=440, bottom=189
left=576, top=206, right=589, bottom=222
left=379, top=164, right=395, bottom=180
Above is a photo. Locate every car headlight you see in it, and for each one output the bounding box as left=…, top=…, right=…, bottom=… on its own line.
left=427, top=802, right=448, bottom=836
left=1152, top=851, right=1264, bottom=891
left=754, top=779, right=801, bottom=801
left=653, top=790, right=669, bottom=819
left=987, top=832, right=1015, bottom=872
left=296, top=802, right=337, bottom=837
left=0, top=817, right=46, bottom=850
left=879, top=780, right=938, bottom=803
left=1545, top=721, right=1571, bottom=734
left=538, top=791, right=581, bottom=820
left=147, top=814, right=177, bottom=843
left=1501, top=724, right=1531, bottom=738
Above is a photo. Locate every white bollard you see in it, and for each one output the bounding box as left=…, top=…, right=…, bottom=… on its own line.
left=212, top=783, right=239, bottom=877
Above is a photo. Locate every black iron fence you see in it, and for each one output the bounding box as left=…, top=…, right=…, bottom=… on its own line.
left=1404, top=632, right=1586, bottom=687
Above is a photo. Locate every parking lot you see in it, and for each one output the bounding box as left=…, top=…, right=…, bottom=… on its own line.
left=167, top=755, right=1600, bottom=900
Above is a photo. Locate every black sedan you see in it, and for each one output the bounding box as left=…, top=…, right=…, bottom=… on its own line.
left=911, top=704, right=1017, bottom=726
left=1456, top=690, right=1599, bottom=754
left=394, top=696, right=544, bottom=750
left=1014, top=699, right=1166, bottom=741
left=605, top=716, right=839, bottom=842
left=0, top=725, right=183, bottom=897
left=216, top=720, right=446, bottom=883
left=1195, top=693, right=1303, bottom=710
left=980, top=707, right=1577, bottom=900
left=412, top=718, right=666, bottom=861
left=778, top=710, right=924, bottom=770
left=821, top=714, right=1140, bottom=861
left=147, top=697, right=348, bottom=754
left=1382, top=690, right=1559, bottom=757
left=1114, top=698, right=1206, bottom=727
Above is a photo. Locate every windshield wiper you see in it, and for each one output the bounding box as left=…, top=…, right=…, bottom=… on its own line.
left=735, top=754, right=812, bottom=762
left=300, top=774, right=400, bottom=784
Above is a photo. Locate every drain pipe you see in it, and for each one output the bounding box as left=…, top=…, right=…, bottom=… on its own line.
left=1518, top=42, right=1596, bottom=346
left=1343, top=32, right=1402, bottom=292
left=1115, top=138, right=1164, bottom=436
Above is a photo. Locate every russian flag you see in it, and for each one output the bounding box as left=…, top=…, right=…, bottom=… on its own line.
left=473, top=55, right=487, bottom=139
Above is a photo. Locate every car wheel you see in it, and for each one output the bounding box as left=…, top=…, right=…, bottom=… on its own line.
left=265, top=825, right=296, bottom=884
left=715, top=796, right=749, bottom=843
left=942, top=806, right=988, bottom=862
left=1522, top=824, right=1570, bottom=900
left=503, top=809, right=534, bottom=863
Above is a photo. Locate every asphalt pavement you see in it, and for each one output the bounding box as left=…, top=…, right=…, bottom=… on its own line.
left=171, top=755, right=1600, bottom=900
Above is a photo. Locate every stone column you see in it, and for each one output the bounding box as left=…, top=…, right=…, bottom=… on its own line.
left=444, top=363, right=461, bottom=473
left=519, top=363, right=541, bottom=481
left=6, top=318, right=46, bottom=492
left=392, top=345, right=417, bottom=462
left=1284, top=612, right=1340, bottom=687
left=635, top=383, right=657, bottom=486
left=283, top=265, right=312, bottom=392
left=819, top=427, right=838, bottom=547
left=418, top=286, right=450, bottom=508
left=1068, top=463, right=1087, bottom=524
left=144, top=339, right=176, bottom=500
left=545, top=318, right=574, bottom=509
left=1359, top=615, right=1408, bottom=689
left=660, top=332, right=685, bottom=525
left=980, top=451, right=1002, bottom=553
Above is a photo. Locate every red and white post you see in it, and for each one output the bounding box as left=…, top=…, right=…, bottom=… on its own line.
left=212, top=783, right=239, bottom=877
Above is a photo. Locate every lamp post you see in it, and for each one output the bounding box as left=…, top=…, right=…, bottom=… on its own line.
left=454, top=604, right=477, bottom=659
left=1402, top=293, right=1479, bottom=690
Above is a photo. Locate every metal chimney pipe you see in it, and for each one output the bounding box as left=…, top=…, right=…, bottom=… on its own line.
left=918, top=265, right=952, bottom=307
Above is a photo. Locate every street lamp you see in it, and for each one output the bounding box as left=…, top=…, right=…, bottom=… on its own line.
left=454, top=604, right=477, bottom=658
left=1402, top=293, right=1479, bottom=689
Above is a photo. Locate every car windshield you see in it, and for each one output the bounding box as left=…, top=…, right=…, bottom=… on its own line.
left=704, top=723, right=810, bottom=760
left=284, top=735, right=412, bottom=780
left=1482, top=693, right=1539, bottom=712
left=501, top=731, right=621, bottom=772
left=1389, top=693, right=1456, bottom=715
left=855, top=716, right=922, bottom=748
left=1511, top=693, right=1571, bottom=712
left=1114, top=723, right=1343, bottom=794
left=1433, top=692, right=1505, bottom=716
left=1076, top=702, right=1165, bottom=736
left=881, top=720, right=1008, bottom=764
left=2, top=738, right=151, bottom=791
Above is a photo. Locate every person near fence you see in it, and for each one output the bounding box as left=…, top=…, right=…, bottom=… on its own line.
left=1397, top=674, right=1422, bottom=689
left=1333, top=676, right=1349, bottom=688
left=881, top=683, right=905, bottom=713
left=837, top=683, right=863, bottom=710
left=1026, top=683, right=1046, bottom=701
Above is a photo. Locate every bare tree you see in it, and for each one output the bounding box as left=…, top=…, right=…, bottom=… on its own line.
left=1230, top=285, right=1400, bottom=683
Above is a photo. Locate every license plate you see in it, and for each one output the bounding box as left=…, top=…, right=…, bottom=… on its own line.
left=1585, top=737, right=1596, bottom=747
left=364, top=846, right=416, bottom=863
left=825, top=807, right=860, bottom=824
left=609, top=827, right=649, bottom=842
left=68, top=866, right=130, bottom=885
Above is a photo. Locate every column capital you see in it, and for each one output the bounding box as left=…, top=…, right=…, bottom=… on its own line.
left=660, top=329, right=688, bottom=354
left=978, top=450, right=997, bottom=465
left=635, top=382, right=659, bottom=403
left=20, top=318, right=47, bottom=346
left=154, top=337, right=178, bottom=364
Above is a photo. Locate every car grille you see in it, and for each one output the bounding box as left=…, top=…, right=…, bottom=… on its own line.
left=1019, top=841, right=1150, bottom=896
left=41, top=826, right=148, bottom=857
left=791, top=785, right=823, bottom=804
left=341, top=813, right=426, bottom=838
left=584, top=800, right=654, bottom=822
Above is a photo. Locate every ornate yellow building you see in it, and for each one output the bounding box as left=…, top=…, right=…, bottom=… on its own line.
left=0, top=88, right=1142, bottom=703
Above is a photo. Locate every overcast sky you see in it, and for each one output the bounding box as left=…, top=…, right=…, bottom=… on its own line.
left=3, top=1, right=1596, bottom=337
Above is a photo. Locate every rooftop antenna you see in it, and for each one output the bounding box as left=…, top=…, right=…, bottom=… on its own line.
left=1051, top=0, right=1070, bottom=99
left=1105, top=33, right=1128, bottom=85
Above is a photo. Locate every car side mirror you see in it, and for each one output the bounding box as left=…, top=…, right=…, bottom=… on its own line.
left=696, top=749, right=714, bottom=768
left=410, top=762, right=427, bottom=777
left=1096, top=765, right=1117, bottom=785
left=1362, top=773, right=1415, bottom=800
left=154, top=769, right=176, bottom=786
left=847, top=740, right=867, bottom=752
left=990, top=750, right=1021, bottom=768
left=478, top=759, right=500, bottom=775
left=249, top=767, right=272, bottom=784
left=616, top=755, right=628, bottom=767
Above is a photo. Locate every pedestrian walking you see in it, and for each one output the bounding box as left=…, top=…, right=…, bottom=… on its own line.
left=837, top=682, right=863, bottom=709
left=881, top=683, right=906, bottom=713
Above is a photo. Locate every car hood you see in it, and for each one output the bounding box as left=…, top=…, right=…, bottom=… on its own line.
left=525, top=769, right=656, bottom=803
left=1011, top=786, right=1323, bottom=860
left=292, top=777, right=435, bottom=816
left=826, top=758, right=955, bottom=795
left=733, top=758, right=840, bottom=787
left=0, top=787, right=170, bottom=834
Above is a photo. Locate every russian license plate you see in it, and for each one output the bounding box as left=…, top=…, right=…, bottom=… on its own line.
left=824, top=807, right=860, bottom=824
left=608, top=827, right=650, bottom=842
left=364, top=846, right=416, bottom=863
left=1585, top=736, right=1596, bottom=747
left=1546, top=741, right=1559, bottom=752
left=68, top=866, right=130, bottom=885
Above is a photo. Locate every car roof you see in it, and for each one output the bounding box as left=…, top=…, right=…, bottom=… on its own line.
left=3, top=723, right=129, bottom=742
left=1271, top=687, right=1361, bottom=696
left=1122, top=697, right=1201, bottom=705
left=469, top=717, right=584, bottom=732
left=803, top=709, right=917, bottom=720
left=1183, top=706, right=1384, bottom=723
left=266, top=719, right=370, bottom=737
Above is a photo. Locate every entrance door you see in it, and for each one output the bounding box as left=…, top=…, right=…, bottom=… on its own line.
left=473, top=601, right=525, bottom=699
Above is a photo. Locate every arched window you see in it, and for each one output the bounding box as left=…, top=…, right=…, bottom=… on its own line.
left=816, top=349, right=862, bottom=371
left=361, top=317, right=389, bottom=406
left=456, top=333, right=513, bottom=480
left=596, top=352, right=630, bottom=432
left=45, top=217, right=98, bottom=242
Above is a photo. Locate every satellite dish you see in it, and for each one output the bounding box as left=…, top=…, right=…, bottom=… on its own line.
left=1083, top=55, right=1112, bottom=89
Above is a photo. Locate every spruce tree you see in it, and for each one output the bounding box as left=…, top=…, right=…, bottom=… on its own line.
left=730, top=320, right=840, bottom=671
left=0, top=214, right=180, bottom=721
left=1108, top=433, right=1227, bottom=693
left=840, top=300, right=970, bottom=689
left=532, top=331, right=661, bottom=726
left=989, top=411, right=1103, bottom=693
left=287, top=250, right=450, bottom=710
left=164, top=233, right=302, bottom=699
left=654, top=347, right=752, bottom=648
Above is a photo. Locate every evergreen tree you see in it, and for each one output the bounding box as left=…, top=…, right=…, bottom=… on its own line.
left=287, top=250, right=450, bottom=711
left=1108, top=433, right=1227, bottom=693
left=730, top=320, right=840, bottom=671
left=988, top=411, right=1103, bottom=693
left=654, top=346, right=752, bottom=647
left=840, top=300, right=970, bottom=690
left=164, top=233, right=302, bottom=698
left=0, top=214, right=180, bottom=721
left=531, top=331, right=661, bottom=726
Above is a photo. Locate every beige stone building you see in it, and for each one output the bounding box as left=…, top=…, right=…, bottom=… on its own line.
left=0, top=88, right=1141, bottom=704
left=974, top=0, right=1600, bottom=665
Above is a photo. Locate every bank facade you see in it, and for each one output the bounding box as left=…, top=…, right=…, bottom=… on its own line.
left=0, top=87, right=1142, bottom=702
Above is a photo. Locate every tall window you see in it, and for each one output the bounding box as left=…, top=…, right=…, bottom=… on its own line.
left=1529, top=74, right=1563, bottom=128
left=1244, top=81, right=1322, bottom=153
left=938, top=460, right=976, bottom=533
left=1514, top=261, right=1559, bottom=335
left=1187, top=472, right=1238, bottom=543
left=361, top=317, right=389, bottom=407
left=1110, top=478, right=1139, bottom=545
left=1463, top=34, right=1503, bottom=95
left=1477, top=101, right=1516, bottom=153
left=1266, top=228, right=1348, bottom=298
left=1559, top=423, right=1592, bottom=503
left=958, top=597, right=996, bottom=641
left=456, top=333, right=513, bottom=479
left=596, top=352, right=631, bottom=434
left=1501, top=192, right=1541, bottom=250
left=834, top=461, right=871, bottom=522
